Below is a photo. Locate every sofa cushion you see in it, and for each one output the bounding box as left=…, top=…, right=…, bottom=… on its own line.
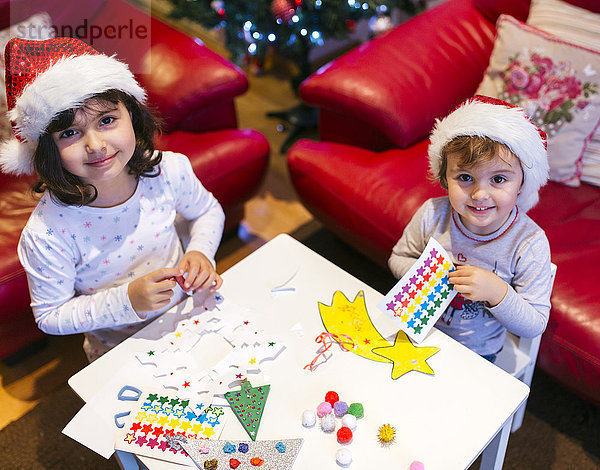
left=476, top=14, right=600, bottom=186
left=527, top=0, right=600, bottom=187
left=529, top=181, right=600, bottom=405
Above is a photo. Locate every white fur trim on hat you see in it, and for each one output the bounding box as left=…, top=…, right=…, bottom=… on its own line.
left=0, top=137, right=35, bottom=175
left=428, top=97, right=549, bottom=212
left=1, top=53, right=145, bottom=175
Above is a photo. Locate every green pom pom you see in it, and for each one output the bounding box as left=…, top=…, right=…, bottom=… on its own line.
left=348, top=403, right=364, bottom=418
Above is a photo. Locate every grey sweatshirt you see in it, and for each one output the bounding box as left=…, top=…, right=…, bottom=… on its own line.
left=388, top=197, right=552, bottom=356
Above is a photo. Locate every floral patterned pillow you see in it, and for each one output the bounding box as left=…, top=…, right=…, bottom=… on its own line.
left=476, top=14, right=600, bottom=186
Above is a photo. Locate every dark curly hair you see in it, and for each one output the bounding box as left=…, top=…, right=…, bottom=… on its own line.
left=32, top=89, right=162, bottom=206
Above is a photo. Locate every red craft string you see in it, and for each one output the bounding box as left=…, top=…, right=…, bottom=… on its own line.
left=304, top=332, right=355, bottom=372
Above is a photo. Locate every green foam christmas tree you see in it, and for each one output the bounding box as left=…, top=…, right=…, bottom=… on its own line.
left=224, top=380, right=270, bottom=441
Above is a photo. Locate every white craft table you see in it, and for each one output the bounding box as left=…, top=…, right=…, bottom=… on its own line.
left=69, top=234, right=528, bottom=470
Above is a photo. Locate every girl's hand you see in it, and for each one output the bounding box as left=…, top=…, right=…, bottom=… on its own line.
left=448, top=265, right=508, bottom=307
left=177, top=250, right=223, bottom=292
left=128, top=267, right=183, bottom=315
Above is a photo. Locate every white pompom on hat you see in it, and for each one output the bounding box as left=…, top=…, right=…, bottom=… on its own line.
left=428, top=95, right=549, bottom=212
left=0, top=36, right=146, bottom=176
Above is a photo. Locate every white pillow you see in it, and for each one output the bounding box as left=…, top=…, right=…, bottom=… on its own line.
left=0, top=12, right=55, bottom=143
left=527, top=0, right=600, bottom=186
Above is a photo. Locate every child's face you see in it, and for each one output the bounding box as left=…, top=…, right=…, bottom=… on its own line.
left=52, top=100, right=136, bottom=191
left=445, top=147, right=523, bottom=235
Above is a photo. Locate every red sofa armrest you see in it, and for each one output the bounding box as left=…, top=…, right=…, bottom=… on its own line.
left=300, top=0, right=497, bottom=150
left=89, top=0, right=249, bottom=133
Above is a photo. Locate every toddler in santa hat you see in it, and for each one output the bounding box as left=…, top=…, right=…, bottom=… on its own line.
left=389, top=95, right=553, bottom=362
left=0, top=37, right=225, bottom=361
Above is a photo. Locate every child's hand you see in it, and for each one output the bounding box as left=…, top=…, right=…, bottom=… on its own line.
left=128, top=267, right=182, bottom=315
left=448, top=265, right=508, bottom=307
left=177, top=250, right=223, bottom=292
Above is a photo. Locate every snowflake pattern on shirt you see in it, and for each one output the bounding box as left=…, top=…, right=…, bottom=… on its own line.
left=18, top=151, right=225, bottom=359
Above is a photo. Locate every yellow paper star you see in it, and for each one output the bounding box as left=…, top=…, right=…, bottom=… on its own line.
left=248, top=357, right=257, bottom=365
left=202, top=426, right=216, bottom=438
left=372, top=330, right=440, bottom=379
left=169, top=418, right=181, bottom=429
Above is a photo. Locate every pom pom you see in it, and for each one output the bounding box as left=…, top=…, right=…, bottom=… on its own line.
left=341, top=414, right=357, bottom=431
left=302, top=409, right=316, bottom=427
left=321, top=413, right=336, bottom=433
left=250, top=457, right=264, bottom=466
left=317, top=401, right=332, bottom=417
left=229, top=459, right=241, bottom=469
left=325, top=390, right=339, bottom=406
left=337, top=426, right=353, bottom=444
left=377, top=423, right=396, bottom=446
left=410, top=461, right=425, bottom=470
left=335, top=448, right=352, bottom=466
left=333, top=400, right=348, bottom=417
left=348, top=402, right=364, bottom=418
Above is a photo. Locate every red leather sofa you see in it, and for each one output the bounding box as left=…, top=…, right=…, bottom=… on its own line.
left=0, top=0, right=270, bottom=359
left=288, top=0, right=600, bottom=406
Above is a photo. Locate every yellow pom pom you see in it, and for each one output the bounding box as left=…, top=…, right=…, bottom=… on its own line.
left=377, top=423, right=396, bottom=446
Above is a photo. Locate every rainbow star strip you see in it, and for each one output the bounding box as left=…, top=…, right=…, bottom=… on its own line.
left=377, top=238, right=457, bottom=343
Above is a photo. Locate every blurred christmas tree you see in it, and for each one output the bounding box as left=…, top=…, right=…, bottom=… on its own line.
left=168, top=0, right=424, bottom=151
left=169, top=0, right=423, bottom=89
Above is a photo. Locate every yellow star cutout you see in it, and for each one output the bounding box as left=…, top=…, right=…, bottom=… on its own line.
left=157, top=416, right=170, bottom=426
left=202, top=426, right=216, bottom=438
left=169, top=418, right=181, bottom=429
left=371, top=330, right=440, bottom=379
left=248, top=357, right=257, bottom=365
left=175, top=332, right=182, bottom=338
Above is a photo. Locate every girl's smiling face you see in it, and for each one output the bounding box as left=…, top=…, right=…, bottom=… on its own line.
left=52, top=99, right=137, bottom=205
left=446, top=147, right=523, bottom=235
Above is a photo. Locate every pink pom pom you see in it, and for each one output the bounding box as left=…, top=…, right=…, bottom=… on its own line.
left=410, top=461, right=425, bottom=470
left=317, top=401, right=332, bottom=417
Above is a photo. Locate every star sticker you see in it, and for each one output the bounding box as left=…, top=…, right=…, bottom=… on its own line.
left=182, top=381, right=190, bottom=388
left=124, top=433, right=136, bottom=444
left=268, top=341, right=275, bottom=346
left=179, top=399, right=190, bottom=409
left=363, top=338, right=371, bottom=344
left=147, top=350, right=155, bottom=356
left=175, top=332, right=182, bottom=338
left=147, top=393, right=158, bottom=402
left=202, top=426, right=216, bottom=438
left=371, top=330, right=440, bottom=379
left=248, top=357, right=257, bottom=365
left=210, top=407, right=224, bottom=417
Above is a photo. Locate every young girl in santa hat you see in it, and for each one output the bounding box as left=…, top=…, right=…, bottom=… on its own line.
left=0, top=37, right=225, bottom=361
left=389, top=95, right=553, bottom=362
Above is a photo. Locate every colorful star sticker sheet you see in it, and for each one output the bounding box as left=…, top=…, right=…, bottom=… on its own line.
left=319, top=291, right=440, bottom=378
left=377, top=237, right=457, bottom=343
left=115, top=390, right=227, bottom=465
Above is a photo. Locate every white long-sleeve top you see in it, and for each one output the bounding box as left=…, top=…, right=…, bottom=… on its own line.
left=18, top=151, right=225, bottom=360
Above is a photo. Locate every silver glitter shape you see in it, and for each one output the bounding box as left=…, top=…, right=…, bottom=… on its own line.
left=168, top=436, right=303, bottom=469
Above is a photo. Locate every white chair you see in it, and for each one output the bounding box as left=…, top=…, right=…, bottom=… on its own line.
left=494, top=263, right=557, bottom=432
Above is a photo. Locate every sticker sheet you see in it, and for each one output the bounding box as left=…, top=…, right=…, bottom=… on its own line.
left=377, top=238, right=457, bottom=343
left=169, top=436, right=303, bottom=470
left=114, top=390, right=227, bottom=465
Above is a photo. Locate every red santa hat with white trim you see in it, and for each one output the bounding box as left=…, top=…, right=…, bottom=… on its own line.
left=0, top=36, right=146, bottom=175
left=428, top=95, right=549, bottom=213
